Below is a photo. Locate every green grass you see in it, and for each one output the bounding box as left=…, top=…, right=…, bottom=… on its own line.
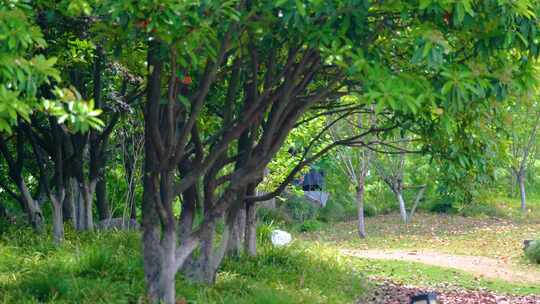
left=0, top=227, right=364, bottom=304
left=303, top=212, right=540, bottom=267
left=348, top=254, right=540, bottom=296
left=2, top=200, right=539, bottom=303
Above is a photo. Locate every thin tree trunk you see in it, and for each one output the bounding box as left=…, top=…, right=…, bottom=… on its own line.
left=77, top=181, right=96, bottom=231
left=178, top=185, right=197, bottom=241
left=407, top=185, right=426, bottom=223
left=74, top=179, right=84, bottom=230
left=355, top=183, right=366, bottom=238
left=51, top=197, right=64, bottom=244
left=63, top=180, right=75, bottom=223
left=396, top=190, right=407, bottom=223
left=95, top=178, right=110, bottom=220
left=18, top=179, right=44, bottom=232
left=518, top=172, right=527, bottom=211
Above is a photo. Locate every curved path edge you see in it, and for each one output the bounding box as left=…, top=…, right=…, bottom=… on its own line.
left=341, top=249, right=540, bottom=284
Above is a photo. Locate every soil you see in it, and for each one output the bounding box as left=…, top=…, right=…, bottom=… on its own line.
left=342, top=249, right=540, bottom=284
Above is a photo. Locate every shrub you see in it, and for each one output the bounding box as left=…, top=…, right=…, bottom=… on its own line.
left=525, top=240, right=540, bottom=264
left=284, top=195, right=318, bottom=222
left=459, top=202, right=507, bottom=218
left=363, top=204, right=378, bottom=217
left=258, top=207, right=292, bottom=225
left=318, top=200, right=345, bottom=222
left=299, top=219, right=322, bottom=232
left=428, top=199, right=456, bottom=214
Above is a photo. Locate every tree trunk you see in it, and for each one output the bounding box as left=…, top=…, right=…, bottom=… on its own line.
left=178, top=185, right=197, bottom=241
left=396, top=190, right=408, bottom=223
left=407, top=185, right=426, bottom=223
left=184, top=221, right=217, bottom=284
left=50, top=197, right=64, bottom=244
left=142, top=172, right=167, bottom=303
left=63, top=179, right=75, bottom=223
left=355, top=183, right=366, bottom=238
left=518, top=172, right=527, bottom=211
left=157, top=234, right=176, bottom=304
left=73, top=179, right=84, bottom=230
left=226, top=207, right=245, bottom=256
left=18, top=179, right=44, bottom=232
left=79, top=182, right=95, bottom=231
left=95, top=178, right=110, bottom=220
left=244, top=201, right=257, bottom=256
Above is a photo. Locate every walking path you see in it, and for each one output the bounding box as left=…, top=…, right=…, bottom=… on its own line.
left=342, top=249, right=540, bottom=284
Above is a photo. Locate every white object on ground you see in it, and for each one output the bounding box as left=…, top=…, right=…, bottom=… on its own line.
left=271, top=229, right=292, bottom=246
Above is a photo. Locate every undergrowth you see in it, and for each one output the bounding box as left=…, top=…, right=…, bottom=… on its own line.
left=0, top=227, right=364, bottom=304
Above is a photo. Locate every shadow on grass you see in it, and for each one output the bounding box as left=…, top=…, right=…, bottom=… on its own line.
left=0, top=228, right=364, bottom=304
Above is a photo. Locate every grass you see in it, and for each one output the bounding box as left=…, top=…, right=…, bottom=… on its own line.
left=1, top=196, right=539, bottom=303
left=303, top=212, right=540, bottom=267
left=350, top=256, right=540, bottom=295
left=0, top=227, right=364, bottom=304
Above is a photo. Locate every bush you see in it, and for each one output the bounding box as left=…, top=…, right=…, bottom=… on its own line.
left=318, top=200, right=345, bottom=222
left=258, top=207, right=292, bottom=225
left=459, top=202, right=507, bottom=218
left=284, top=195, right=318, bottom=222
left=363, top=204, right=378, bottom=217
left=299, top=219, right=322, bottom=232
left=428, top=199, right=456, bottom=214
left=525, top=240, right=540, bottom=264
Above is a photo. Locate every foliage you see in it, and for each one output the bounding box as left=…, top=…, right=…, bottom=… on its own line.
left=525, top=240, right=540, bottom=264
left=0, top=2, right=103, bottom=134
left=299, top=219, right=322, bottom=232
left=282, top=195, right=319, bottom=223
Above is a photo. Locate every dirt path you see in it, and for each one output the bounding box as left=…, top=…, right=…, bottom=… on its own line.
left=342, top=249, right=540, bottom=284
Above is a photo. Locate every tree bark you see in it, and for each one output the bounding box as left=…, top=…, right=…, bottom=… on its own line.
left=51, top=196, right=64, bottom=244
left=63, top=179, right=75, bottom=223
left=244, top=201, right=257, bottom=256
left=79, top=182, right=96, bottom=231
left=226, top=207, right=245, bottom=256
left=96, top=178, right=110, bottom=220
left=18, top=178, right=44, bottom=232
left=178, top=185, right=197, bottom=241
left=407, top=185, right=426, bottom=223
left=396, top=190, right=408, bottom=223
left=355, top=183, right=367, bottom=238
left=73, top=179, right=84, bottom=230
left=517, top=172, right=527, bottom=211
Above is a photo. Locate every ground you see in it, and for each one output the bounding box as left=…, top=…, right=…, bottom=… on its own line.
left=302, top=210, right=540, bottom=302
left=1, top=207, right=539, bottom=303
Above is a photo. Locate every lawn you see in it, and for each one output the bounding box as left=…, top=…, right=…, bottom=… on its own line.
left=303, top=212, right=540, bottom=267
left=0, top=228, right=363, bottom=304
left=1, top=204, right=539, bottom=303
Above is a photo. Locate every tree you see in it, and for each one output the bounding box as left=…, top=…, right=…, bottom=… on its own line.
left=507, top=97, right=540, bottom=211
left=329, top=107, right=379, bottom=238
left=67, top=0, right=540, bottom=302
left=0, top=3, right=104, bottom=237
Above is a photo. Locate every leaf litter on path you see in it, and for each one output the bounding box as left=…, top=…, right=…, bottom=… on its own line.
left=358, top=280, right=540, bottom=304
